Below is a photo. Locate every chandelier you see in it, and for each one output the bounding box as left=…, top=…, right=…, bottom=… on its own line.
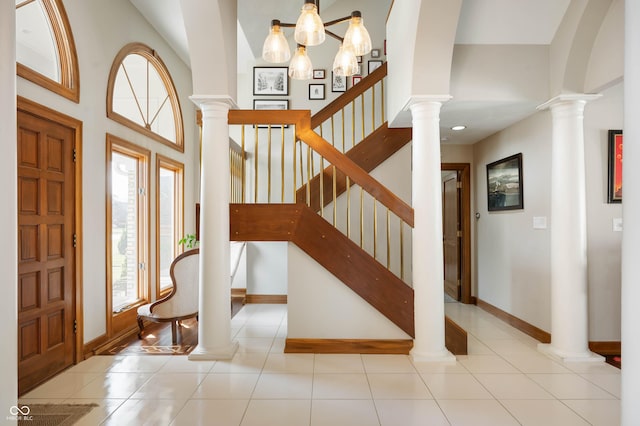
left=262, top=0, right=372, bottom=80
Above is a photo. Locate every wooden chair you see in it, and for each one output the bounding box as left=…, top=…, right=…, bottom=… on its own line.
left=137, top=248, right=199, bottom=345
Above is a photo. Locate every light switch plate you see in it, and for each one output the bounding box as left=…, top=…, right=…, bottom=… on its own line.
left=533, top=216, right=547, bottom=230
left=613, top=218, right=623, bottom=232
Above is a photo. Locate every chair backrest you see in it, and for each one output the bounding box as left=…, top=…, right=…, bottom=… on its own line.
left=150, top=248, right=199, bottom=318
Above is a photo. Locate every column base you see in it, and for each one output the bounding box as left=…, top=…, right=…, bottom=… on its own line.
left=538, top=343, right=604, bottom=363
left=410, top=349, right=456, bottom=364
left=188, top=341, right=239, bottom=361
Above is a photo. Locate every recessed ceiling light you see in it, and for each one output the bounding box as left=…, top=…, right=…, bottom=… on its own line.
left=451, top=125, right=466, bottom=131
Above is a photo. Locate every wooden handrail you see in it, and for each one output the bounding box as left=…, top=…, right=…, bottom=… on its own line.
left=227, top=108, right=414, bottom=227
left=311, top=62, right=387, bottom=129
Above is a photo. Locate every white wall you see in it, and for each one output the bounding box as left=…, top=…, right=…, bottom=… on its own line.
left=1, top=0, right=18, bottom=412
left=287, top=244, right=411, bottom=339
left=246, top=242, right=287, bottom=295
left=473, top=112, right=553, bottom=332
left=16, top=0, right=198, bottom=344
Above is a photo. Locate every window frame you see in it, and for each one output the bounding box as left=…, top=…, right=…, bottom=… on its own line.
left=106, top=43, right=185, bottom=152
left=155, top=155, right=184, bottom=298
left=106, top=134, right=151, bottom=337
left=16, top=0, right=80, bottom=102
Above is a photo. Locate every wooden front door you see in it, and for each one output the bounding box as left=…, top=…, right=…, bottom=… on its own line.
left=17, top=109, right=76, bottom=395
left=442, top=171, right=461, bottom=300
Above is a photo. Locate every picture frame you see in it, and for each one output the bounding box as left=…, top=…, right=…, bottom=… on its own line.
left=371, top=48, right=380, bottom=58
left=486, top=153, right=524, bottom=211
left=309, top=83, right=325, bottom=100
left=357, top=56, right=362, bottom=63
left=368, top=60, right=383, bottom=74
left=253, top=99, right=289, bottom=128
left=253, top=67, right=288, bottom=96
left=313, top=69, right=325, bottom=79
left=332, top=72, right=346, bottom=92
left=608, top=129, right=623, bottom=203
left=352, top=75, right=362, bottom=86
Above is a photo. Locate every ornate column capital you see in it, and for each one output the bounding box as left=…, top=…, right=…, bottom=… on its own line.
left=537, top=93, right=602, bottom=112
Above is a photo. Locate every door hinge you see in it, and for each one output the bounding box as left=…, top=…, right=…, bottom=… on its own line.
left=456, top=181, right=463, bottom=189
left=73, top=148, right=77, bottom=162
left=73, top=234, right=77, bottom=248
left=457, top=279, right=461, bottom=286
left=73, top=319, right=77, bottom=334
left=138, top=187, right=146, bottom=196
left=456, top=230, right=462, bottom=238
left=139, top=262, right=145, bottom=270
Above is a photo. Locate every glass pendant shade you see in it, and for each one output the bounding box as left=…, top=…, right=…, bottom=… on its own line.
left=288, top=45, right=313, bottom=80
left=343, top=12, right=372, bottom=56
left=294, top=2, right=325, bottom=46
left=332, top=44, right=359, bottom=77
left=262, top=20, right=291, bottom=63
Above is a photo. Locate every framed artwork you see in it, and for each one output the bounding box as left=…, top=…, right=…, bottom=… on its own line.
left=253, top=67, right=288, bottom=96
left=352, top=75, right=362, bottom=86
left=357, top=56, right=363, bottom=63
left=309, top=83, right=325, bottom=100
left=253, top=99, right=289, bottom=128
left=313, top=69, right=325, bottom=79
left=486, top=153, right=524, bottom=211
left=368, top=60, right=383, bottom=74
left=332, top=72, right=346, bottom=92
left=371, top=48, right=380, bottom=58
left=608, top=129, right=623, bottom=203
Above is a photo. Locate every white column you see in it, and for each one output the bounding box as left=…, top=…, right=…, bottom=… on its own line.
left=0, top=0, right=18, bottom=412
left=188, top=97, right=238, bottom=360
left=622, top=1, right=640, bottom=423
left=409, top=98, right=455, bottom=363
left=537, top=94, right=602, bottom=362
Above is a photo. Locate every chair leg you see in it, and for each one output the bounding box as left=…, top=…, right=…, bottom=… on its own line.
left=137, top=315, right=144, bottom=339
left=171, top=320, right=178, bottom=345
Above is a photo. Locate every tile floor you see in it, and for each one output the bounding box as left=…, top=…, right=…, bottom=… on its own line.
left=20, top=303, right=621, bottom=425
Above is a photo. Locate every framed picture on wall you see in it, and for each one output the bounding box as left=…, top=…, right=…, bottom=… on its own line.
left=309, top=83, right=325, bottom=100
left=253, top=67, right=288, bottom=95
left=368, top=60, right=383, bottom=74
left=332, top=72, right=346, bottom=92
left=486, top=153, right=524, bottom=211
left=608, top=129, right=623, bottom=203
left=253, top=99, right=289, bottom=128
left=313, top=69, right=325, bottom=79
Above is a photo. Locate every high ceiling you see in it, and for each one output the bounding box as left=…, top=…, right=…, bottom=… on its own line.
left=129, top=0, right=571, bottom=145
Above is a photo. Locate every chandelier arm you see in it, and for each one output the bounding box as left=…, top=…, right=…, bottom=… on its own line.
left=322, top=15, right=352, bottom=27
left=324, top=29, right=344, bottom=43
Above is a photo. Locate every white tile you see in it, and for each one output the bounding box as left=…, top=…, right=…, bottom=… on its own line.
left=563, top=361, right=621, bottom=374
left=21, top=372, right=101, bottom=399
left=466, top=335, right=496, bottom=355
left=563, top=399, right=621, bottom=426
left=171, top=399, right=248, bottom=426
left=310, top=400, right=379, bottom=426
left=63, top=398, right=125, bottom=426
left=130, top=373, right=206, bottom=399
left=270, top=338, right=286, bottom=353
left=421, top=373, right=493, bottom=400
left=191, top=374, right=259, bottom=399
left=108, top=355, right=171, bottom=373
left=458, top=355, right=520, bottom=374
left=314, top=354, right=365, bottom=373
left=67, top=355, right=119, bottom=373
left=241, top=400, right=311, bottom=426
left=482, top=338, right=537, bottom=355
left=210, top=353, right=267, bottom=374
left=361, top=354, right=416, bottom=373
left=502, top=352, right=571, bottom=374
left=235, top=325, right=280, bottom=338
left=262, top=354, right=314, bottom=373
left=375, top=399, right=450, bottom=426
left=367, top=373, right=432, bottom=399
left=438, top=399, right=520, bottom=426
left=579, top=373, right=621, bottom=398
left=528, top=374, right=618, bottom=399
left=235, top=337, right=276, bottom=354
left=252, top=373, right=313, bottom=399
left=411, top=360, right=469, bottom=374
left=312, top=374, right=372, bottom=399
left=501, top=399, right=591, bottom=426
left=102, top=398, right=186, bottom=426
left=68, top=373, right=153, bottom=399
left=474, top=374, right=554, bottom=399
left=158, top=356, right=216, bottom=374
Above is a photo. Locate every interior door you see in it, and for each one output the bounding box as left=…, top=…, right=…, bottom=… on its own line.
left=442, top=171, right=461, bottom=300
left=17, top=109, right=76, bottom=395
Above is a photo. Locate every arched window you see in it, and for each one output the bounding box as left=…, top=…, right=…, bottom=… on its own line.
left=107, top=43, right=184, bottom=152
left=16, top=0, right=80, bottom=102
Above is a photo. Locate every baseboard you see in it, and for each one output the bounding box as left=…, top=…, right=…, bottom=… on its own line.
left=231, top=288, right=247, bottom=304
left=246, top=294, right=287, bottom=304
left=477, top=298, right=551, bottom=343
left=92, top=326, right=142, bottom=355
left=589, top=341, right=621, bottom=356
left=82, top=333, right=109, bottom=359
left=285, top=338, right=413, bottom=354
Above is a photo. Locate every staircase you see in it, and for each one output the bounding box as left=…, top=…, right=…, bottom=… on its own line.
left=224, top=63, right=467, bottom=355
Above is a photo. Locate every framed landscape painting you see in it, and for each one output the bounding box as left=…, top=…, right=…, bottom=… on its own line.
left=486, top=153, right=523, bottom=211
left=253, top=67, right=288, bottom=96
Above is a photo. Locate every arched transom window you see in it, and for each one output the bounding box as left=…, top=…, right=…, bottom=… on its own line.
left=107, top=43, right=184, bottom=152
left=16, top=0, right=80, bottom=102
